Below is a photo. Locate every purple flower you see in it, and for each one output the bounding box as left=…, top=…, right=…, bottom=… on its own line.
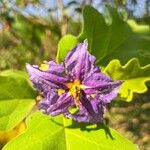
left=26, top=41, right=122, bottom=123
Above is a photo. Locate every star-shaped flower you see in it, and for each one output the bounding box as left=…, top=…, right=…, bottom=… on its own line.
left=26, top=41, right=122, bottom=123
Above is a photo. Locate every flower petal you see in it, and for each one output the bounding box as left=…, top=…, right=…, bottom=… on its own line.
left=71, top=94, right=105, bottom=123
left=39, top=90, right=59, bottom=111
left=47, top=93, right=74, bottom=116
left=65, top=41, right=96, bottom=80
left=26, top=62, right=69, bottom=93
left=83, top=72, right=123, bottom=103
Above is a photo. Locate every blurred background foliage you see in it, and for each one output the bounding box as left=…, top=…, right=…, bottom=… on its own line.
left=0, top=0, right=82, bottom=70
left=0, top=0, right=150, bottom=150
left=0, top=0, right=149, bottom=70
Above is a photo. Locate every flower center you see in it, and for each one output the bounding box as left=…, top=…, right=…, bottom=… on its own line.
left=66, top=79, right=83, bottom=107
left=57, top=80, right=85, bottom=108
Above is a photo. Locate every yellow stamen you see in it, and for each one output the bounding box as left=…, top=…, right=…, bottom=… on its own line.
left=90, top=94, right=96, bottom=99
left=39, top=63, right=49, bottom=71
left=65, top=79, right=83, bottom=108
left=36, top=95, right=43, bottom=102
left=57, top=89, right=65, bottom=96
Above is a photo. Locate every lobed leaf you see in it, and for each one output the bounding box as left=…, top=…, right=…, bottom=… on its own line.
left=0, top=70, right=36, bottom=131
left=104, top=58, right=150, bottom=101
left=56, top=6, right=150, bottom=67
left=3, top=112, right=138, bottom=150
left=79, top=5, right=132, bottom=64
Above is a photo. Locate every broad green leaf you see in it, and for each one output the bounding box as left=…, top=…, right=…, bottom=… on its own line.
left=98, top=32, right=150, bottom=66
left=104, top=58, right=150, bottom=101
left=3, top=112, right=138, bottom=150
left=79, top=5, right=132, bottom=63
left=56, top=6, right=150, bottom=66
left=81, top=6, right=150, bottom=66
left=0, top=70, right=36, bottom=131
left=56, top=34, right=78, bottom=63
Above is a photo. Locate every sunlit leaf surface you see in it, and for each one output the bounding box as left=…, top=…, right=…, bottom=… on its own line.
left=104, top=58, right=150, bottom=101
left=3, top=112, right=138, bottom=150
left=0, top=70, right=36, bottom=131
left=57, top=34, right=78, bottom=63
left=57, top=6, right=150, bottom=67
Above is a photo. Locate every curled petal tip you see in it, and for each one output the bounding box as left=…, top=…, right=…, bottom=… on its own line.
left=84, top=39, right=88, bottom=44
left=26, top=63, right=32, bottom=68
left=82, top=39, right=88, bottom=48
left=26, top=63, right=31, bottom=71
left=26, top=63, right=35, bottom=75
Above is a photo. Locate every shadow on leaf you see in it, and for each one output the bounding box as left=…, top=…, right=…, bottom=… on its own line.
left=50, top=117, right=114, bottom=140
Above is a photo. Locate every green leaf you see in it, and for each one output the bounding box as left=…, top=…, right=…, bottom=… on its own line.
left=3, top=112, right=138, bottom=150
left=104, top=58, right=150, bottom=101
left=80, top=5, right=132, bottom=63
left=0, top=70, right=36, bottom=131
left=99, top=32, right=150, bottom=66
left=56, top=6, right=150, bottom=66
left=56, top=34, right=78, bottom=63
